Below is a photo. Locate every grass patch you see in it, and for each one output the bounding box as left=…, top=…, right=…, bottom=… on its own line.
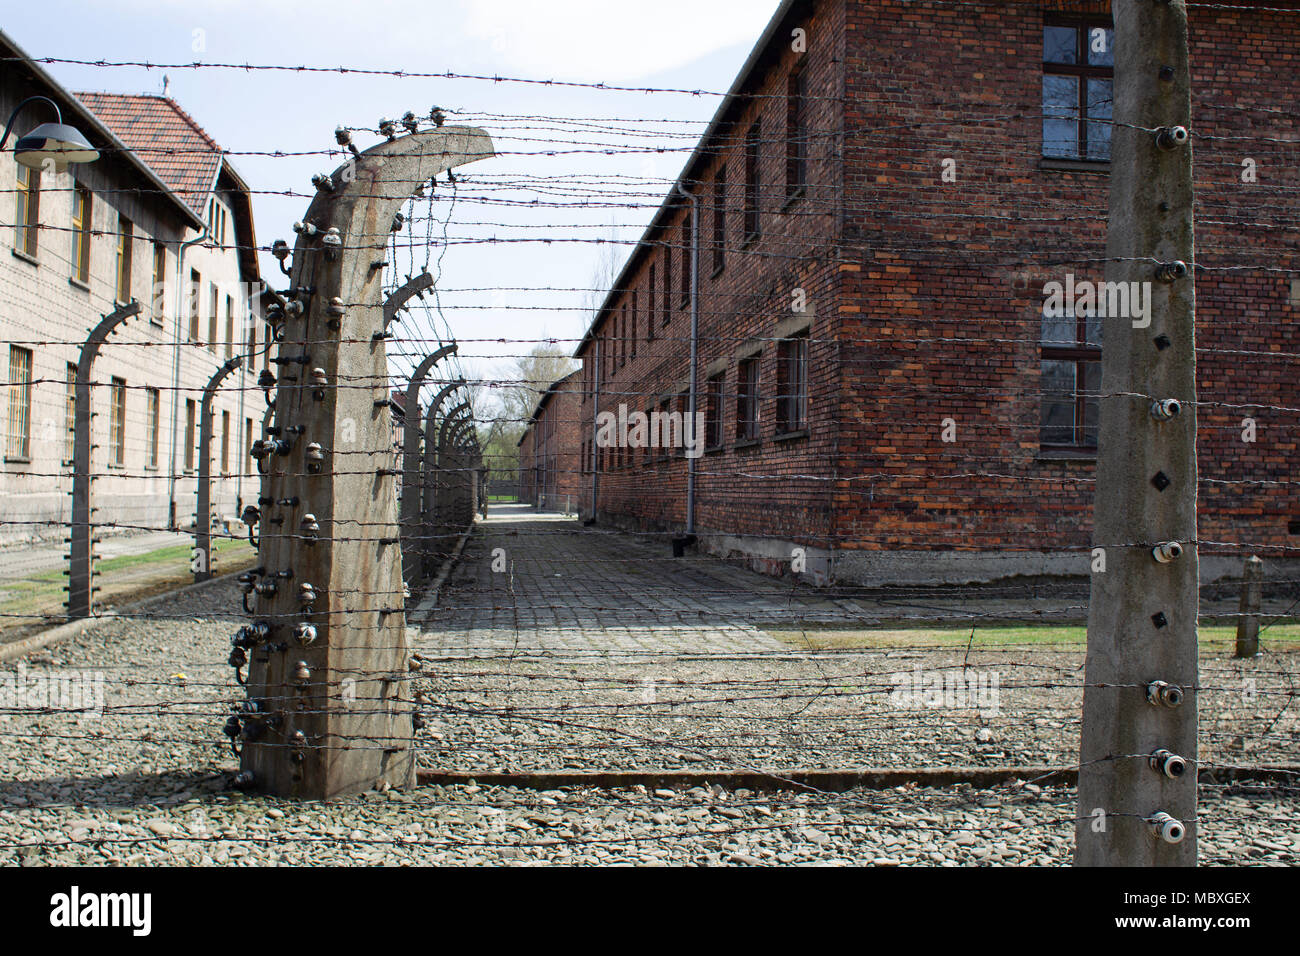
left=764, top=622, right=1300, bottom=651
left=0, top=536, right=256, bottom=639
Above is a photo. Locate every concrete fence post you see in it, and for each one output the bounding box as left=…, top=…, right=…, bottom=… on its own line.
left=235, top=126, right=493, bottom=798
left=1076, top=0, right=1199, bottom=866
left=68, top=301, right=141, bottom=621
left=1235, top=555, right=1263, bottom=659
left=195, top=356, right=243, bottom=583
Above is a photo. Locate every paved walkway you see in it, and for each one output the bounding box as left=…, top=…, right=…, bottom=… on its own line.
left=414, top=505, right=857, bottom=658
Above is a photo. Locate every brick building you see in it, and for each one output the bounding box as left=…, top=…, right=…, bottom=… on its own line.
left=0, top=30, right=266, bottom=547
left=569, top=0, right=1300, bottom=586
left=518, top=369, right=583, bottom=512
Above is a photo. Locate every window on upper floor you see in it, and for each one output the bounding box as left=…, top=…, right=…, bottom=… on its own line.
left=14, top=165, right=40, bottom=257
left=786, top=67, right=808, bottom=197
left=736, top=354, right=760, bottom=442
left=679, top=211, right=691, bottom=308
left=150, top=241, right=166, bottom=324
left=1041, top=306, right=1102, bottom=450
left=646, top=267, right=656, bottom=341
left=71, top=185, right=92, bottom=282
left=744, top=120, right=761, bottom=241
left=661, top=243, right=672, bottom=326
left=115, top=216, right=134, bottom=304
left=1043, top=19, right=1114, bottom=162
left=712, top=165, right=726, bottom=275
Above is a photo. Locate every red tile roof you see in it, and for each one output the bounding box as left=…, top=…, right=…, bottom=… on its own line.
left=74, top=92, right=223, bottom=218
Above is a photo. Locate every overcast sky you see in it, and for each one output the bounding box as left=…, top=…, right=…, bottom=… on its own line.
left=5, top=0, right=780, bottom=406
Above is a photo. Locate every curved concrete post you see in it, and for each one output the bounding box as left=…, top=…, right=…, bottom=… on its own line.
left=418, top=380, right=464, bottom=577
left=399, top=343, right=456, bottom=585
left=68, top=301, right=141, bottom=620
left=242, top=126, right=493, bottom=798
left=195, top=356, right=244, bottom=582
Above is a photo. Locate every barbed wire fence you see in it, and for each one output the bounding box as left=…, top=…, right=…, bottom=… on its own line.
left=0, top=0, right=1297, bottom=865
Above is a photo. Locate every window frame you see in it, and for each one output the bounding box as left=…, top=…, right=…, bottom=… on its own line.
left=1042, top=16, right=1114, bottom=163
left=108, top=376, right=127, bottom=467
left=6, top=346, right=33, bottom=461
left=71, top=185, right=92, bottom=283
left=744, top=120, right=761, bottom=242
left=146, top=387, right=160, bottom=468
left=115, top=215, right=133, bottom=304
left=776, top=330, right=810, bottom=435
left=786, top=66, right=808, bottom=198
left=14, top=165, right=40, bottom=258
left=1040, top=308, right=1102, bottom=451
left=736, top=354, right=761, bottom=443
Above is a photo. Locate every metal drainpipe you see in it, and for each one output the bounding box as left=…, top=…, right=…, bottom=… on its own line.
left=675, top=181, right=700, bottom=536
left=588, top=336, right=600, bottom=519
left=166, top=225, right=210, bottom=530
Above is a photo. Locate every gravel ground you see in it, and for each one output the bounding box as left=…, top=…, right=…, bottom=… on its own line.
left=0, top=578, right=1296, bottom=866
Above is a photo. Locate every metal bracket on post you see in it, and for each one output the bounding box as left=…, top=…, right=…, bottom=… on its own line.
left=68, top=301, right=141, bottom=620
left=237, top=126, right=493, bottom=799
left=1076, top=0, right=1198, bottom=866
left=382, top=271, right=434, bottom=334
left=399, top=344, right=457, bottom=586
left=195, top=356, right=244, bottom=583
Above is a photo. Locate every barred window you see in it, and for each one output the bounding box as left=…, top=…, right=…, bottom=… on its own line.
left=736, top=354, right=760, bottom=442
left=786, top=67, right=808, bottom=195
left=704, top=372, right=724, bottom=450
left=647, top=265, right=656, bottom=341
left=188, top=270, right=201, bottom=341
left=712, top=165, right=726, bottom=275
left=208, top=283, right=219, bottom=353
left=776, top=331, right=809, bottom=433
left=6, top=347, right=33, bottom=460
left=744, top=120, right=761, bottom=240
left=65, top=362, right=77, bottom=463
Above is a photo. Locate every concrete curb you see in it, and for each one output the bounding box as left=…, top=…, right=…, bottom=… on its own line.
left=0, top=568, right=244, bottom=663
left=407, top=527, right=473, bottom=627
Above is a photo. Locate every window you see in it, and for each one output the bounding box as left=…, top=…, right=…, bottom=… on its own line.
left=647, top=265, right=656, bottom=340
left=679, top=212, right=691, bottom=308
left=744, top=120, right=761, bottom=240
left=65, top=363, right=77, bottom=462
left=736, top=354, right=760, bottom=442
left=221, top=410, right=231, bottom=475
left=115, top=215, right=133, bottom=302
left=146, top=387, right=160, bottom=468
left=661, top=243, right=672, bottom=326
left=1041, top=306, right=1102, bottom=449
left=786, top=68, right=808, bottom=195
left=6, top=347, right=33, bottom=459
left=150, top=242, right=166, bottom=324
left=776, top=331, right=809, bottom=433
left=208, top=283, right=219, bottom=352
left=71, top=185, right=91, bottom=282
left=704, top=372, right=724, bottom=450
left=619, top=304, right=626, bottom=367
left=630, top=290, right=638, bottom=358
left=184, top=399, right=196, bottom=472
left=108, top=377, right=126, bottom=466
left=225, top=295, right=235, bottom=359
left=712, top=165, right=726, bottom=275
left=245, top=416, right=254, bottom=475
left=14, top=165, right=39, bottom=256
left=246, top=320, right=258, bottom=370
left=208, top=198, right=227, bottom=247
left=1043, top=19, right=1114, bottom=161
left=188, top=270, right=201, bottom=341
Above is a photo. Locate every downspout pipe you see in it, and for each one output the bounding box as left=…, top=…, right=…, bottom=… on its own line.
left=674, top=180, right=700, bottom=537
left=588, top=337, right=600, bottom=522
left=166, top=224, right=211, bottom=530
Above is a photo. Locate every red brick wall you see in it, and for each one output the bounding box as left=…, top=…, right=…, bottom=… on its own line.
left=571, top=0, right=1300, bottom=580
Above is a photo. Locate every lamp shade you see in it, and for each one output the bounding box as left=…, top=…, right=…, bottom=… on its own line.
left=14, top=121, right=99, bottom=171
